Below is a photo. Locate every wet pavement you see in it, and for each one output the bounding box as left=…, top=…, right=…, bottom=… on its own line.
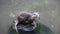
left=0, top=0, right=60, bottom=34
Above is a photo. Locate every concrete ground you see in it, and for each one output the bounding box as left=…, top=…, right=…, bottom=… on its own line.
left=0, top=0, right=60, bottom=34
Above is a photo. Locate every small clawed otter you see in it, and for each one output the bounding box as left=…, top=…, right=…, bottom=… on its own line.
left=17, top=12, right=39, bottom=26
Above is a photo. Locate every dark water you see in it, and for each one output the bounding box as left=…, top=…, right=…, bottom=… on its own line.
left=8, top=23, right=54, bottom=34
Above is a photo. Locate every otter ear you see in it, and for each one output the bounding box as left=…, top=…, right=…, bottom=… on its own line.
left=33, top=12, right=39, bottom=18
